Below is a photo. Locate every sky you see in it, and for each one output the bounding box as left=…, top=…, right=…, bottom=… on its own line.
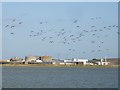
left=2, top=2, right=118, bottom=60
left=0, top=5, right=1, bottom=52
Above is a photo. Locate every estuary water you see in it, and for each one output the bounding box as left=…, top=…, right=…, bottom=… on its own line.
left=2, top=66, right=118, bottom=88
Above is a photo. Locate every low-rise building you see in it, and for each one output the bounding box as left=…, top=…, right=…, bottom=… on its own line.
left=36, top=60, right=43, bottom=63
left=10, top=57, right=24, bottom=64
left=89, top=58, right=109, bottom=65
left=25, top=55, right=52, bottom=64
left=73, top=59, right=88, bottom=65
left=25, top=56, right=40, bottom=64
left=64, top=59, right=88, bottom=65
left=64, top=59, right=75, bottom=65
left=41, top=56, right=52, bottom=62
left=52, top=59, right=65, bottom=65
left=0, top=60, right=10, bottom=64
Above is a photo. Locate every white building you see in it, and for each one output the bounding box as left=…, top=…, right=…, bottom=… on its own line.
left=73, top=59, right=88, bottom=65
left=35, top=60, right=43, bottom=63
left=100, top=59, right=109, bottom=65
left=64, top=59, right=73, bottom=63
left=64, top=59, right=88, bottom=65
left=92, top=58, right=109, bottom=65
left=6, top=60, right=10, bottom=62
left=59, top=62, right=65, bottom=65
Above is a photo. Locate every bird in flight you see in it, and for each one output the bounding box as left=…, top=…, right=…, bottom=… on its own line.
left=11, top=26, right=15, bottom=28
left=10, top=32, right=14, bottom=35
left=19, top=22, right=23, bottom=24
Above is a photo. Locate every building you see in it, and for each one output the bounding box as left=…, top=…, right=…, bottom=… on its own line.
left=25, top=56, right=39, bottom=61
left=25, top=55, right=52, bottom=64
left=0, top=60, right=10, bottom=64
left=25, top=56, right=39, bottom=64
left=52, top=59, right=65, bottom=65
left=10, top=57, right=24, bottom=64
left=64, top=59, right=73, bottom=63
left=36, top=60, right=43, bottom=63
left=73, top=59, right=88, bottom=65
left=28, top=59, right=43, bottom=64
left=41, top=56, right=52, bottom=62
left=64, top=59, right=75, bottom=65
left=89, top=58, right=109, bottom=65
left=64, top=59, right=88, bottom=65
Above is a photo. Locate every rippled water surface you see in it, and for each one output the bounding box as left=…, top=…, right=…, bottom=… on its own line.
left=2, top=66, right=118, bottom=88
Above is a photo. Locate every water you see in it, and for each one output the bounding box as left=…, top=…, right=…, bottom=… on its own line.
left=2, top=66, right=118, bottom=88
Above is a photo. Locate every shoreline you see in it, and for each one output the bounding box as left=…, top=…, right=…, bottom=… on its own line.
left=0, top=64, right=119, bottom=68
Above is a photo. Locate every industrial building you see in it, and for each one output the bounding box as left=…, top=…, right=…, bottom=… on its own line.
left=41, top=56, right=52, bottom=62
left=1, top=55, right=119, bottom=66
left=64, top=59, right=89, bottom=65
left=89, top=58, right=109, bottom=65
left=25, top=55, right=52, bottom=64
left=10, top=57, right=24, bottom=64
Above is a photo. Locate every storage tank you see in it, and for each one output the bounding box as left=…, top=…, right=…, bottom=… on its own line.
left=41, top=56, right=52, bottom=62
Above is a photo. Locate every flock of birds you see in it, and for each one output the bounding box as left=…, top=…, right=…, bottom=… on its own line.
left=3, top=16, right=119, bottom=55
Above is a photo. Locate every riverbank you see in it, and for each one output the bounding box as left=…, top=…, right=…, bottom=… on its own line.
left=0, top=64, right=119, bottom=68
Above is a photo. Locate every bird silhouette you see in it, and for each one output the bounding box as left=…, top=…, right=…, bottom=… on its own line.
left=73, top=20, right=78, bottom=23
left=10, top=33, right=14, bottom=35
left=19, top=22, right=23, bottom=24
left=5, top=25, right=9, bottom=28
left=12, top=19, right=16, bottom=22
left=4, top=16, right=117, bottom=59
left=11, top=26, right=15, bottom=28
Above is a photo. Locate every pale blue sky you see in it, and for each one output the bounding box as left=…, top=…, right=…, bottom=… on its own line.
left=0, top=3, right=2, bottom=60
left=2, top=2, right=118, bottom=59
